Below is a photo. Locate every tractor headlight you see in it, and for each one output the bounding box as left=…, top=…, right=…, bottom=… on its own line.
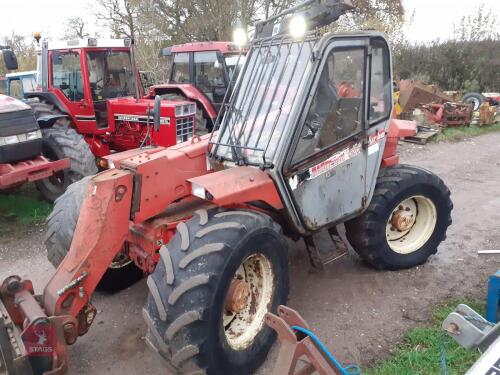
left=233, top=27, right=247, bottom=48
left=191, top=183, right=206, bottom=199
left=26, top=130, right=42, bottom=141
left=289, top=15, right=307, bottom=39
left=3, top=135, right=20, bottom=145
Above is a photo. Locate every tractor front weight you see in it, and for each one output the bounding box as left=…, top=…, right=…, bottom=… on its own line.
left=0, top=168, right=134, bottom=374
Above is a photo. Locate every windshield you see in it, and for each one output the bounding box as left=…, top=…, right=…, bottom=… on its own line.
left=86, top=50, right=136, bottom=100
left=214, top=40, right=314, bottom=166
left=170, top=52, right=189, bottom=83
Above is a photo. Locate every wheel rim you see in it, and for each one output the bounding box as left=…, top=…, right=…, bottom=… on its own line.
left=386, top=195, right=437, bottom=254
left=466, top=97, right=480, bottom=111
left=223, top=253, right=274, bottom=350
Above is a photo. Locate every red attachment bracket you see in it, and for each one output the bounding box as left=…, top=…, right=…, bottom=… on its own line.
left=265, top=305, right=343, bottom=375
left=0, top=156, right=70, bottom=188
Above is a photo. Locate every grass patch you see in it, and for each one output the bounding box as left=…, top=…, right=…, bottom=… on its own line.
left=365, top=299, right=484, bottom=375
left=433, top=122, right=500, bottom=142
left=0, top=184, right=51, bottom=225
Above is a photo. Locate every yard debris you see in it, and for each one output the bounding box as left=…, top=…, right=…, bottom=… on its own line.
left=397, top=80, right=454, bottom=113
left=478, top=102, right=497, bottom=126
left=420, top=102, right=473, bottom=127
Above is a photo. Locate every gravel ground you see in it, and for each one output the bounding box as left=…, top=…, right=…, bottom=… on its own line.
left=1, top=132, right=500, bottom=374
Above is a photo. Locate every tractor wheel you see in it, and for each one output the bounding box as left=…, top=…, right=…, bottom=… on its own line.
left=144, top=208, right=289, bottom=374
left=34, top=126, right=97, bottom=202
left=345, top=164, right=452, bottom=270
left=30, top=99, right=97, bottom=202
left=462, top=92, right=484, bottom=111
left=45, top=177, right=143, bottom=292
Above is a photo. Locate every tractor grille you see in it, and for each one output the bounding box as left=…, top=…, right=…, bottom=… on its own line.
left=176, top=116, right=194, bottom=143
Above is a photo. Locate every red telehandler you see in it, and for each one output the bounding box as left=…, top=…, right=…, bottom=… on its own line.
left=0, top=1, right=452, bottom=374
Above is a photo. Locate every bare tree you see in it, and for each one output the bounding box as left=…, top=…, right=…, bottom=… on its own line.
left=94, top=0, right=139, bottom=39
left=64, top=17, right=90, bottom=39
left=453, top=4, right=500, bottom=41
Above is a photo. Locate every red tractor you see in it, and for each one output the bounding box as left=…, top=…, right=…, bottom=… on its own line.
left=0, top=46, right=70, bottom=194
left=0, top=1, right=453, bottom=374
left=149, top=41, right=247, bottom=132
left=26, top=38, right=197, bottom=201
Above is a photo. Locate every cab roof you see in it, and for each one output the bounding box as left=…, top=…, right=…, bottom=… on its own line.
left=161, top=41, right=243, bottom=57
left=45, top=38, right=131, bottom=50
left=5, top=71, right=37, bottom=79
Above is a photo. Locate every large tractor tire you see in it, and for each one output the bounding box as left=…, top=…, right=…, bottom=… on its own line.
left=462, top=92, right=485, bottom=111
left=45, top=177, right=143, bottom=292
left=30, top=100, right=97, bottom=202
left=144, top=208, right=289, bottom=375
left=345, top=164, right=452, bottom=270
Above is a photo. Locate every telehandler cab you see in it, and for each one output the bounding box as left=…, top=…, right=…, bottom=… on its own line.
left=0, top=1, right=452, bottom=374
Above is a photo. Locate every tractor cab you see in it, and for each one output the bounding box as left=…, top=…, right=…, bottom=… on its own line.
left=5, top=71, right=38, bottom=100
left=150, top=41, right=247, bottom=131
left=29, top=38, right=196, bottom=157
left=34, top=39, right=142, bottom=130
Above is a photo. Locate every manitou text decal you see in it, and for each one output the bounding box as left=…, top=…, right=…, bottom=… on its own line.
left=368, top=130, right=386, bottom=146
left=308, top=142, right=362, bottom=180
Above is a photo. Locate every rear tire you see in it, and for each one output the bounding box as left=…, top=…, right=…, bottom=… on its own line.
left=45, top=177, right=143, bottom=292
left=462, top=92, right=484, bottom=111
left=144, top=208, right=289, bottom=374
left=345, top=164, right=452, bottom=270
left=30, top=99, right=97, bottom=202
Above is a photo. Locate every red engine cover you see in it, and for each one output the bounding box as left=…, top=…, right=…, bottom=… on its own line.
left=106, top=97, right=195, bottom=151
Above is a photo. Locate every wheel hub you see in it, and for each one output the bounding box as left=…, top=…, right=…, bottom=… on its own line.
left=223, top=253, right=274, bottom=350
left=385, top=196, right=438, bottom=254
left=391, top=209, right=415, bottom=232
left=225, top=279, right=251, bottom=314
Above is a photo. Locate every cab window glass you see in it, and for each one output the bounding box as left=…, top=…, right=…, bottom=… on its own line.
left=51, top=51, right=84, bottom=101
left=194, top=51, right=225, bottom=102
left=9, top=79, right=22, bottom=99
left=22, top=77, right=37, bottom=93
left=171, top=53, right=190, bottom=83
left=293, top=48, right=364, bottom=163
left=369, top=40, right=391, bottom=124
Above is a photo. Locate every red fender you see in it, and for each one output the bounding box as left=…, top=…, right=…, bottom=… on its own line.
left=148, top=83, right=218, bottom=120
left=381, top=119, right=417, bottom=167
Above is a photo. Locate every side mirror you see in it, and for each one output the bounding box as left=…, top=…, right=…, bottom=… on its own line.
left=153, top=95, right=161, bottom=132
left=2, top=49, right=18, bottom=70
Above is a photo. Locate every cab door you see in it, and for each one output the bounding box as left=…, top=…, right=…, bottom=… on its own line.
left=49, top=50, right=95, bottom=128
left=284, top=38, right=370, bottom=231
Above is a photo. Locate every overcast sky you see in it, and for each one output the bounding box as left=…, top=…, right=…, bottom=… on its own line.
left=0, top=0, right=499, bottom=44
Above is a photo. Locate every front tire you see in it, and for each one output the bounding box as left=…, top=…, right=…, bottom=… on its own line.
left=30, top=99, right=97, bottom=202
left=144, top=208, right=289, bottom=374
left=45, top=177, right=143, bottom=292
left=345, top=164, right=452, bottom=270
